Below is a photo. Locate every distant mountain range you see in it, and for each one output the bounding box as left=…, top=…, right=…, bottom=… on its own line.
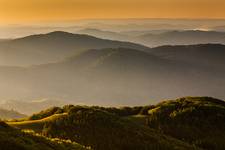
left=212, top=25, right=225, bottom=32
left=0, top=99, right=66, bottom=115
left=0, top=32, right=224, bottom=105
left=76, top=29, right=225, bottom=47
left=136, top=30, right=225, bottom=47
left=0, top=108, right=26, bottom=119
left=77, top=28, right=130, bottom=41
left=0, top=31, right=148, bottom=66
left=151, top=44, right=225, bottom=70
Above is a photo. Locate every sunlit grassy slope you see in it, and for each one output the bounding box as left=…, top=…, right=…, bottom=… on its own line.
left=8, top=113, right=67, bottom=133
left=0, top=121, right=88, bottom=150
left=7, top=97, right=225, bottom=150
left=7, top=104, right=200, bottom=150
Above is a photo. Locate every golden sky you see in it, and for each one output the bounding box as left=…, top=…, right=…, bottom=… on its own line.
left=0, top=0, right=225, bottom=24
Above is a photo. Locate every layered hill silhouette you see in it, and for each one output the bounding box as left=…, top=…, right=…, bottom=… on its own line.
left=75, top=29, right=225, bottom=47
left=136, top=30, right=225, bottom=47
left=77, top=28, right=130, bottom=41
left=212, top=25, right=225, bottom=32
left=7, top=96, right=225, bottom=150
left=0, top=31, right=149, bottom=66
left=151, top=44, right=225, bottom=70
left=0, top=44, right=224, bottom=104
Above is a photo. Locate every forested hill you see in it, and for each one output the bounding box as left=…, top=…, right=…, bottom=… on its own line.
left=7, top=97, right=225, bottom=150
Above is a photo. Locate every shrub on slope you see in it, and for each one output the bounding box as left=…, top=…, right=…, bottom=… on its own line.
left=0, top=121, right=87, bottom=150
left=41, top=107, right=198, bottom=150
left=147, top=97, right=225, bottom=150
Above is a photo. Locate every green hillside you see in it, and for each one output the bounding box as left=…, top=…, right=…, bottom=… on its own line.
left=8, top=106, right=198, bottom=150
left=7, top=97, right=225, bottom=150
left=147, top=97, right=225, bottom=150
left=0, top=121, right=88, bottom=150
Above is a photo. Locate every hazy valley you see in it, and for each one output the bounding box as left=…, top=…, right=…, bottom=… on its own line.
left=0, top=18, right=225, bottom=150
left=0, top=31, right=224, bottom=106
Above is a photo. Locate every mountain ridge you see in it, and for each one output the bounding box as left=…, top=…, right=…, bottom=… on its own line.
left=136, top=30, right=225, bottom=47
left=0, top=45, right=224, bottom=104
left=0, top=31, right=149, bottom=66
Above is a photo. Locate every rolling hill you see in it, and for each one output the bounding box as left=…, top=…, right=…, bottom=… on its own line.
left=147, top=97, right=225, bottom=150
left=8, top=96, right=225, bottom=150
left=0, top=121, right=88, bottom=150
left=0, top=45, right=224, bottom=104
left=76, top=29, right=225, bottom=47
left=8, top=103, right=200, bottom=150
left=0, top=31, right=149, bottom=66
left=151, top=44, right=225, bottom=70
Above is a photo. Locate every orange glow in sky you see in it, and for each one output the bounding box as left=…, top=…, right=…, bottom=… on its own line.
left=0, top=0, right=225, bottom=24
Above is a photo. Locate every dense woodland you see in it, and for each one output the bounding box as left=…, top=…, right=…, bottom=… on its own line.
left=1, top=97, right=224, bottom=150
left=0, top=121, right=88, bottom=150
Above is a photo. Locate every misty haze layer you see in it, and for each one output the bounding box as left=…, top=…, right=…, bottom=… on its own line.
left=1, top=19, right=225, bottom=39
left=0, top=31, right=224, bottom=107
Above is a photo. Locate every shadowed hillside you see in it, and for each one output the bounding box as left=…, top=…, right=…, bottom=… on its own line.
left=151, top=44, right=225, bottom=70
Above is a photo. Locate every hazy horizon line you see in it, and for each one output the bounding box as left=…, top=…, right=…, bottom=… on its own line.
left=2, top=17, right=225, bottom=26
